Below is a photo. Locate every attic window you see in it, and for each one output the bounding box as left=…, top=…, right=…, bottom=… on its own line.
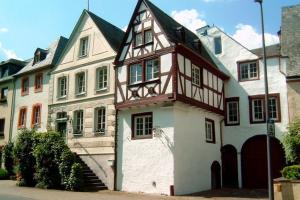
left=79, top=37, right=89, bottom=57
left=33, top=50, right=47, bottom=65
left=176, top=26, right=185, bottom=42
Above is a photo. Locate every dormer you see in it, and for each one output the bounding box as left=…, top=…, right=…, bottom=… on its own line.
left=33, top=48, right=48, bottom=65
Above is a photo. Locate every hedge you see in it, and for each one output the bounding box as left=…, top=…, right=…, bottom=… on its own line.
left=282, top=165, right=300, bottom=180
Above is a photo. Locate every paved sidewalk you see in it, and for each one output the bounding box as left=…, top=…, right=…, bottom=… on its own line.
left=0, top=180, right=267, bottom=200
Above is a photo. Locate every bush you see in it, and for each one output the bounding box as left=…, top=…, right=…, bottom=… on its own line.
left=33, top=131, right=68, bottom=189
left=59, top=149, right=75, bottom=188
left=0, top=168, right=8, bottom=180
left=66, top=163, right=84, bottom=191
left=14, top=129, right=36, bottom=186
left=3, top=142, right=14, bottom=175
left=282, top=119, right=300, bottom=164
left=282, top=165, right=300, bottom=180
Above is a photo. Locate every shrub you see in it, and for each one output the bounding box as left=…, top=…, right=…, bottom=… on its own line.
left=14, top=129, right=36, bottom=186
left=0, top=168, right=8, bottom=180
left=3, top=142, right=14, bottom=175
left=59, top=149, right=75, bottom=188
left=282, top=119, right=300, bottom=164
left=282, top=165, right=300, bottom=180
left=66, top=163, right=84, bottom=191
left=33, top=131, right=68, bottom=189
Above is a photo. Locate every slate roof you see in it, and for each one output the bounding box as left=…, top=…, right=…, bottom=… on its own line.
left=144, top=0, right=217, bottom=67
left=15, top=36, right=68, bottom=76
left=251, top=44, right=281, bottom=58
left=0, top=59, right=27, bottom=67
left=86, top=10, right=125, bottom=52
left=0, top=59, right=27, bottom=83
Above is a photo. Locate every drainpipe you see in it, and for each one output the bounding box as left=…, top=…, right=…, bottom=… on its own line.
left=113, top=109, right=118, bottom=191
left=8, top=78, right=16, bottom=142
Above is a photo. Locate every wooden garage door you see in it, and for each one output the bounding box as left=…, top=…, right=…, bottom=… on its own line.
left=241, top=135, right=285, bottom=188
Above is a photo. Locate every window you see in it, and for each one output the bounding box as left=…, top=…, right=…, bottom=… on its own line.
left=144, top=30, right=153, bottom=44
left=0, top=87, right=8, bottom=100
left=225, top=97, right=240, bottom=125
left=33, top=51, right=47, bottom=64
left=18, top=107, right=27, bottom=128
left=96, top=67, right=108, bottom=90
left=135, top=32, right=143, bottom=47
left=192, top=65, right=201, bottom=86
left=31, top=104, right=41, bottom=127
left=239, top=61, right=259, bottom=81
left=79, top=37, right=89, bottom=57
left=95, top=107, right=106, bottom=134
left=75, top=72, right=86, bottom=95
left=58, top=76, right=67, bottom=98
left=21, top=77, right=29, bottom=96
left=0, top=67, right=8, bottom=78
left=73, top=110, right=83, bottom=135
left=0, top=119, right=4, bottom=136
left=146, top=59, right=159, bottom=80
left=34, top=73, right=43, bottom=92
left=132, top=113, right=153, bottom=139
left=205, top=118, right=215, bottom=143
left=57, top=112, right=67, bottom=120
left=130, top=63, right=143, bottom=84
left=214, top=37, right=222, bottom=54
left=249, top=94, right=281, bottom=123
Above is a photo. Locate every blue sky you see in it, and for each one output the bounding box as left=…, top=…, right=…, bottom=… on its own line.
left=0, top=0, right=299, bottom=61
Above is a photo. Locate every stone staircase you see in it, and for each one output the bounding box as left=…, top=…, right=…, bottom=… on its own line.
left=75, top=154, right=107, bottom=191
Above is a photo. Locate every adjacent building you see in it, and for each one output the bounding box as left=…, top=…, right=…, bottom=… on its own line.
left=115, top=0, right=229, bottom=195
left=197, top=26, right=288, bottom=189
left=0, top=59, right=26, bottom=146
left=11, top=37, right=68, bottom=140
left=48, top=10, right=124, bottom=190
left=280, top=4, right=300, bottom=121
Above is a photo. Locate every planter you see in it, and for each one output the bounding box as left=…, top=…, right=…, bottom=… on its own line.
left=274, top=177, right=300, bottom=200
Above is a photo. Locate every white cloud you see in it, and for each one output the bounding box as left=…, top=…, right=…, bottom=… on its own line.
left=232, top=23, right=279, bottom=49
left=122, top=26, right=128, bottom=32
left=171, top=9, right=207, bottom=33
left=0, top=28, right=8, bottom=33
left=0, top=42, right=21, bottom=60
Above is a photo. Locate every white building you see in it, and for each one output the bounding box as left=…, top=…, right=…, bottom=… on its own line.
left=197, top=25, right=288, bottom=189
left=11, top=37, right=67, bottom=139
left=115, top=0, right=229, bottom=195
left=48, top=10, right=124, bottom=190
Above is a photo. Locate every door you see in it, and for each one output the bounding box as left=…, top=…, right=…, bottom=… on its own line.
left=241, top=135, right=285, bottom=188
left=57, top=122, right=67, bottom=140
left=221, top=145, right=238, bottom=188
left=211, top=161, right=221, bottom=189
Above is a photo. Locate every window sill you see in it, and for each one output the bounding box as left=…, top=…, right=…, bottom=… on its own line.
left=75, top=92, right=86, bottom=97
left=17, top=126, right=26, bottom=130
left=128, top=79, right=160, bottom=88
left=133, top=42, right=154, bottom=49
left=57, top=96, right=67, bottom=100
left=73, top=133, right=83, bottom=137
left=239, top=78, right=260, bottom=82
left=225, top=122, right=240, bottom=126
left=95, top=88, right=108, bottom=93
left=78, top=55, right=88, bottom=59
left=206, top=140, right=216, bottom=144
left=34, top=89, right=43, bottom=93
left=95, top=132, right=106, bottom=136
left=131, top=135, right=153, bottom=140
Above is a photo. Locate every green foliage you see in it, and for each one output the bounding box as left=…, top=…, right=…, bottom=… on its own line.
left=282, top=165, right=300, bottom=180
left=66, top=163, right=84, bottom=191
left=0, top=149, right=2, bottom=167
left=14, top=129, right=36, bottom=186
left=3, top=142, right=14, bottom=175
left=59, top=149, right=75, bottom=188
left=282, top=119, right=300, bottom=164
left=33, top=131, right=68, bottom=189
left=0, top=168, right=8, bottom=180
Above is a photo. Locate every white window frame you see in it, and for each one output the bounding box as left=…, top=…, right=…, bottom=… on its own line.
left=130, top=63, right=142, bottom=84
left=144, top=29, right=153, bottom=44
left=57, top=76, right=67, bottom=98
left=79, top=36, right=89, bottom=58
left=96, top=66, right=108, bottom=91
left=145, top=59, right=159, bottom=81
left=268, top=97, right=279, bottom=121
left=239, top=61, right=258, bottom=81
left=75, top=72, right=86, bottom=95
left=133, top=113, right=153, bottom=139
left=251, top=99, right=264, bottom=122
left=135, top=32, right=143, bottom=47
left=94, top=107, right=106, bottom=134
left=226, top=100, right=239, bottom=125
left=205, top=118, right=215, bottom=143
left=73, top=110, right=84, bottom=135
left=192, top=65, right=201, bottom=86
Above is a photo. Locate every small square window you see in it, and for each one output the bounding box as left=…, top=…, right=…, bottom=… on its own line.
left=79, top=37, right=89, bottom=57
left=132, top=113, right=153, bottom=139
left=205, top=118, right=215, bottom=143
left=239, top=61, right=259, bottom=81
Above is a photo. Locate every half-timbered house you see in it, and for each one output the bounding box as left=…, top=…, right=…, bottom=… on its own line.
left=114, top=0, right=229, bottom=195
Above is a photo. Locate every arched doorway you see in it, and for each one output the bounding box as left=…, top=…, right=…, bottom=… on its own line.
left=241, top=135, right=285, bottom=188
left=221, top=145, right=238, bottom=188
left=211, top=161, right=221, bottom=189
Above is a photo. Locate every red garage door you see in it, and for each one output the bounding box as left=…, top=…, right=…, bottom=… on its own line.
left=241, top=135, right=285, bottom=188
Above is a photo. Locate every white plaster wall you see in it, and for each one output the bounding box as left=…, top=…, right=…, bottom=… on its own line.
left=173, top=103, right=223, bottom=195
left=12, top=68, right=51, bottom=140
left=117, top=105, right=175, bottom=195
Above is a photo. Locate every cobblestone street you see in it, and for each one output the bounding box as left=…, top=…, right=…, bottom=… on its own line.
left=0, top=181, right=268, bottom=200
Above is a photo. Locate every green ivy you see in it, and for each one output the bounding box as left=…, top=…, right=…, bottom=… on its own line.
left=3, top=142, right=14, bottom=176
left=282, top=165, right=300, bottom=180
left=66, top=163, right=84, bottom=191
left=282, top=119, right=300, bottom=164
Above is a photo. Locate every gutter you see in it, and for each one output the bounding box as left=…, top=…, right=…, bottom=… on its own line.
left=8, top=77, right=16, bottom=142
